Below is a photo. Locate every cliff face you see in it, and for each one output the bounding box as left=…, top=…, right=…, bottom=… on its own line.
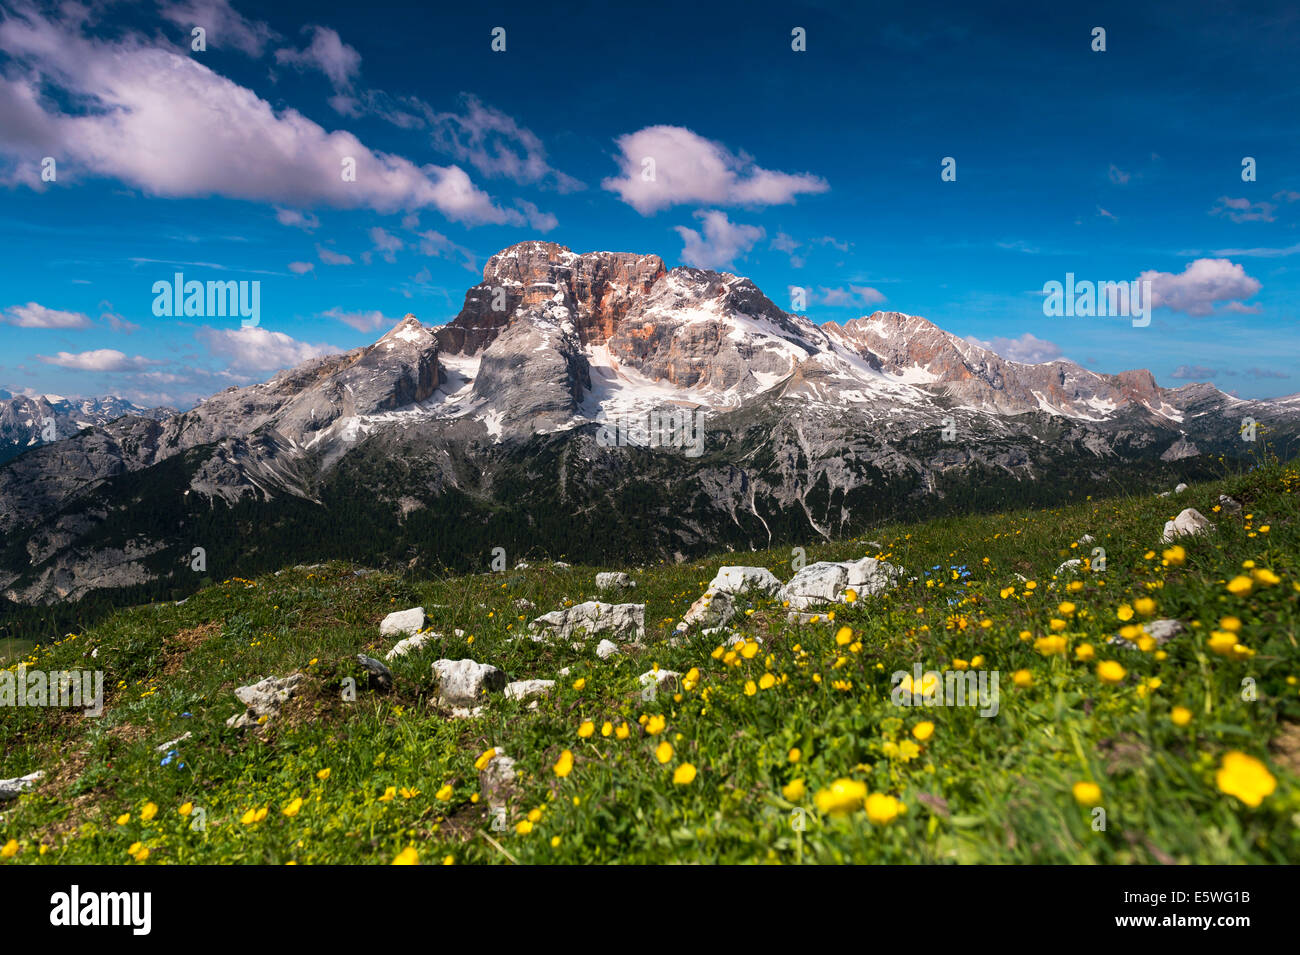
left=436, top=241, right=666, bottom=354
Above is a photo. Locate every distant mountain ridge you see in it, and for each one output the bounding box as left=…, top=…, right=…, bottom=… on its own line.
left=1, top=240, right=1297, bottom=608
left=0, top=391, right=175, bottom=464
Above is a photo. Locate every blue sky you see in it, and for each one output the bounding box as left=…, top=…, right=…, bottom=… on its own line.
left=1, top=0, right=1298, bottom=407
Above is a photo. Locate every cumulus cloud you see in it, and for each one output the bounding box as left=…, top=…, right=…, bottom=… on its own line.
left=1244, top=367, right=1291, bottom=379
left=425, top=94, right=583, bottom=193
left=604, top=126, right=828, bottom=215
left=0, top=7, right=520, bottom=224
left=674, top=210, right=764, bottom=269
left=196, top=326, right=340, bottom=372
left=159, top=0, right=278, bottom=57
left=288, top=261, right=314, bottom=275
left=1210, top=196, right=1276, bottom=223
left=3, top=301, right=92, bottom=328
left=966, top=332, right=1063, bottom=364
left=1139, top=258, right=1262, bottom=316
left=274, top=26, right=361, bottom=94
left=36, top=349, right=158, bottom=371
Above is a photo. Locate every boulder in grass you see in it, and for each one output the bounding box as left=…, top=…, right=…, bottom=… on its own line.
left=595, top=572, right=636, bottom=593
left=504, top=679, right=555, bottom=703
left=596, top=639, right=620, bottom=660
left=1161, top=508, right=1214, bottom=543
left=529, top=602, right=645, bottom=643
left=638, top=669, right=681, bottom=694
left=1110, top=618, right=1183, bottom=650
left=780, top=557, right=903, bottom=610
left=385, top=633, right=435, bottom=661
left=678, top=589, right=735, bottom=631
left=225, top=673, right=304, bottom=729
left=381, top=607, right=425, bottom=638
left=0, top=770, right=44, bottom=801
left=356, top=654, right=394, bottom=693
left=432, top=659, right=506, bottom=709
left=707, top=566, right=782, bottom=597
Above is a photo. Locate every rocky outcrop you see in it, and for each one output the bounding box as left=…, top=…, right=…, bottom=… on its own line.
left=708, top=566, right=782, bottom=597
left=436, top=241, right=666, bottom=355
left=781, top=557, right=903, bottom=609
left=225, top=673, right=305, bottom=729
left=528, top=602, right=645, bottom=643
left=381, top=607, right=425, bottom=638
left=431, top=659, right=506, bottom=709
left=1161, top=508, right=1214, bottom=542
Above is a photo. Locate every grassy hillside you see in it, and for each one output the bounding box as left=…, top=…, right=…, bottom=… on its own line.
left=2, top=460, right=1298, bottom=864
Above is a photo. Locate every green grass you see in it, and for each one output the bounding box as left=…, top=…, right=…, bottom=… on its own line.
left=2, top=460, right=1299, bottom=864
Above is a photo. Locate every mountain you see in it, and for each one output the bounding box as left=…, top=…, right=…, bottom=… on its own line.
left=0, top=392, right=175, bottom=465
left=1, top=240, right=1297, bottom=611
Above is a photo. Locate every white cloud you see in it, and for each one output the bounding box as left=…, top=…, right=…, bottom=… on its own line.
left=196, top=326, right=340, bottom=372
left=368, top=226, right=403, bottom=263
left=514, top=199, right=557, bottom=233
left=416, top=230, right=478, bottom=272
left=159, top=0, right=278, bottom=57
left=36, top=349, right=157, bottom=371
left=1139, top=258, right=1262, bottom=316
left=425, top=94, right=583, bottom=193
left=316, top=244, right=353, bottom=265
left=966, top=332, right=1063, bottom=364
left=770, top=232, right=804, bottom=267
left=322, top=307, right=394, bottom=333
left=274, top=26, right=361, bottom=93
left=604, top=126, right=828, bottom=215
left=3, top=301, right=92, bottom=328
left=816, top=286, right=886, bottom=309
left=0, top=8, right=519, bottom=224
left=275, top=207, right=320, bottom=231
left=674, top=210, right=764, bottom=269
left=288, top=261, right=314, bottom=275
left=1210, top=196, right=1276, bottom=223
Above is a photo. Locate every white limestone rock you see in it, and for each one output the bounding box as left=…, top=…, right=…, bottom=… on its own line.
left=1161, top=508, right=1214, bottom=543
left=0, top=770, right=45, bottom=801
left=380, top=607, right=425, bottom=638
left=707, top=566, right=782, bottom=597
left=385, top=633, right=435, bottom=660
left=504, top=679, right=555, bottom=702
left=431, top=659, right=506, bottom=708
left=678, top=589, right=735, bottom=631
left=595, top=571, right=636, bottom=592
left=780, top=556, right=903, bottom=610
left=225, top=673, right=305, bottom=729
left=529, top=601, right=645, bottom=643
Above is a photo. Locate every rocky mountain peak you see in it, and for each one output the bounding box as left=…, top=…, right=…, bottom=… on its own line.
left=437, top=242, right=666, bottom=356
